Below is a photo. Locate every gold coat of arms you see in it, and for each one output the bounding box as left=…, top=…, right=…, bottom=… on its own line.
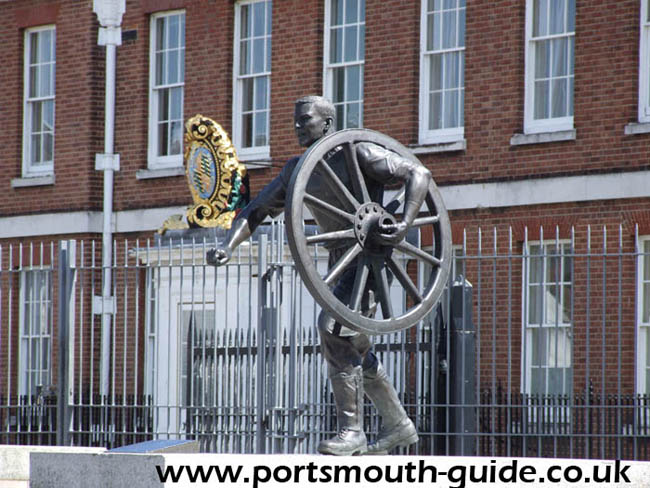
left=183, top=114, right=249, bottom=229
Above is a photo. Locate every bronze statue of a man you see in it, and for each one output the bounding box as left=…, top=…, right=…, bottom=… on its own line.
left=207, top=95, right=431, bottom=455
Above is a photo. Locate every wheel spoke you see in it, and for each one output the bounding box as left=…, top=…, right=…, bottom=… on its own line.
left=371, top=258, right=393, bottom=319
left=306, top=229, right=356, bottom=245
left=348, top=257, right=370, bottom=312
left=323, top=243, right=363, bottom=286
left=316, top=159, right=360, bottom=211
left=304, top=193, right=355, bottom=224
left=411, top=215, right=440, bottom=227
left=396, top=241, right=441, bottom=267
left=342, top=142, right=371, bottom=204
left=386, top=256, right=423, bottom=304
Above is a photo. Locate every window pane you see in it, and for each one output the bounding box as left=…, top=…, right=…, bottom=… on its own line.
left=267, top=1, right=272, bottom=32
left=168, top=49, right=179, bottom=84
left=32, top=102, right=42, bottom=134
left=344, top=25, right=358, bottom=62
left=253, top=1, right=265, bottom=37
left=158, top=89, right=169, bottom=121
left=567, top=0, right=575, bottom=32
left=562, top=285, right=572, bottom=322
left=531, top=367, right=544, bottom=395
left=242, top=113, right=253, bottom=147
left=433, top=12, right=441, bottom=50
left=430, top=54, right=442, bottom=91
left=551, top=38, right=568, bottom=77
left=644, top=283, right=650, bottom=322
left=158, top=121, right=168, bottom=156
left=547, top=367, right=565, bottom=395
left=535, top=41, right=550, bottom=79
left=332, top=67, right=345, bottom=103
left=359, top=25, right=365, bottom=59
left=241, top=5, right=250, bottom=38
left=550, top=0, right=566, bottom=35
left=170, top=121, right=182, bottom=155
left=534, top=80, right=549, bottom=119
left=30, top=32, right=39, bottom=64
left=169, top=14, right=179, bottom=49
left=31, top=134, right=41, bottom=164
left=443, top=89, right=459, bottom=127
left=40, top=30, right=52, bottom=62
left=43, top=133, right=53, bottom=162
left=170, top=86, right=182, bottom=120
left=331, top=0, right=344, bottom=25
left=442, top=10, right=457, bottom=49
left=156, top=17, right=165, bottom=52
left=551, top=78, right=567, bottom=117
left=531, top=328, right=545, bottom=366
left=533, top=0, right=548, bottom=37
left=255, top=76, right=268, bottom=110
left=458, top=6, right=466, bottom=48
left=28, top=67, right=38, bottom=100
left=647, top=329, right=650, bottom=367
left=240, top=40, right=250, bottom=75
left=253, top=38, right=265, bottom=73
left=254, top=111, right=267, bottom=146
left=346, top=65, right=360, bottom=101
left=330, top=27, right=343, bottom=63
left=335, top=104, right=345, bottom=130
left=444, top=0, right=455, bottom=8
left=426, top=13, right=435, bottom=51
left=360, top=0, right=365, bottom=22
left=266, top=37, right=272, bottom=72
left=645, top=246, right=650, bottom=280
left=444, top=52, right=460, bottom=89
left=529, top=285, right=542, bottom=324
left=346, top=0, right=359, bottom=24
left=346, top=102, right=360, bottom=128
left=429, top=92, right=442, bottom=130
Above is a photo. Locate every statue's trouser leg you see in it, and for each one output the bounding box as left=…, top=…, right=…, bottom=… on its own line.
left=362, top=359, right=418, bottom=454
left=316, top=267, right=418, bottom=455
left=316, top=272, right=369, bottom=455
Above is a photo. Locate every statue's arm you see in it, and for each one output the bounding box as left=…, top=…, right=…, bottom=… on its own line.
left=207, top=176, right=286, bottom=266
left=357, top=143, right=431, bottom=244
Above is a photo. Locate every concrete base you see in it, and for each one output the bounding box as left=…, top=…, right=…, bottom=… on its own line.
left=0, top=445, right=105, bottom=487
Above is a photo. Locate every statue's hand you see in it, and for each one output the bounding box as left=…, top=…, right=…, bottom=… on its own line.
left=206, top=245, right=232, bottom=266
left=377, top=220, right=409, bottom=246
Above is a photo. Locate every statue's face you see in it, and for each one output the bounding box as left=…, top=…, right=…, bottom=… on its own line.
left=294, top=102, right=331, bottom=147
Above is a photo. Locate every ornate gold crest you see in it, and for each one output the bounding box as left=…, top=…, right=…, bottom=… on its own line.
left=184, top=115, right=248, bottom=229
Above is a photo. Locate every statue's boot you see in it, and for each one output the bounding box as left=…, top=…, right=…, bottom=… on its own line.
left=363, top=361, right=418, bottom=454
left=318, top=366, right=367, bottom=456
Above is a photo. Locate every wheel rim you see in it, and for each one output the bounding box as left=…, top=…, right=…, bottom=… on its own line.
left=286, top=129, right=452, bottom=335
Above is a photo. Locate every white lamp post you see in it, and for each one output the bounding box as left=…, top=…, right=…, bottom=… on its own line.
left=93, top=0, right=125, bottom=398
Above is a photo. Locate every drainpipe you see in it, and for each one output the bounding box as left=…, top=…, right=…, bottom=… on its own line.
left=93, top=0, right=125, bottom=398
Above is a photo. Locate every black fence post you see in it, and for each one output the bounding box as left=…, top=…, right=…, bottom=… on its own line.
left=57, top=240, right=74, bottom=446
left=449, top=278, right=477, bottom=456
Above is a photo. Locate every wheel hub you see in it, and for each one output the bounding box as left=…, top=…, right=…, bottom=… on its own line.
left=353, top=202, right=396, bottom=250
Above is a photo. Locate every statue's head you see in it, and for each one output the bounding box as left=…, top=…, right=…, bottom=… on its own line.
left=294, top=95, right=336, bottom=147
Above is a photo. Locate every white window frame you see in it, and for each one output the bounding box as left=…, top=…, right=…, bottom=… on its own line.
left=521, top=240, right=573, bottom=422
left=637, top=237, right=650, bottom=396
left=418, top=0, right=465, bottom=145
left=323, top=0, right=365, bottom=130
left=639, top=1, right=650, bottom=123
left=232, top=0, right=272, bottom=161
left=148, top=10, right=185, bottom=169
left=524, top=0, right=575, bottom=135
left=22, top=25, right=56, bottom=177
left=18, top=268, right=53, bottom=397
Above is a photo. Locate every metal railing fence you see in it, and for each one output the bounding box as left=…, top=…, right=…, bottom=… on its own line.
left=0, top=222, right=649, bottom=460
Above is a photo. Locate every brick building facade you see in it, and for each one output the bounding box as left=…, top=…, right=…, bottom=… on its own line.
left=1, top=0, right=650, bottom=456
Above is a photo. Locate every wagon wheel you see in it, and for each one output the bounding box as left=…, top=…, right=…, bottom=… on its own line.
left=285, top=129, right=452, bottom=335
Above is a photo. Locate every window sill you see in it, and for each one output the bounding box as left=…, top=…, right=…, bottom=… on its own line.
left=136, top=167, right=185, bottom=180
left=624, top=122, right=650, bottom=136
left=409, top=139, right=467, bottom=154
left=510, top=130, right=576, bottom=146
left=240, top=158, right=273, bottom=169
left=11, top=175, right=55, bottom=188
